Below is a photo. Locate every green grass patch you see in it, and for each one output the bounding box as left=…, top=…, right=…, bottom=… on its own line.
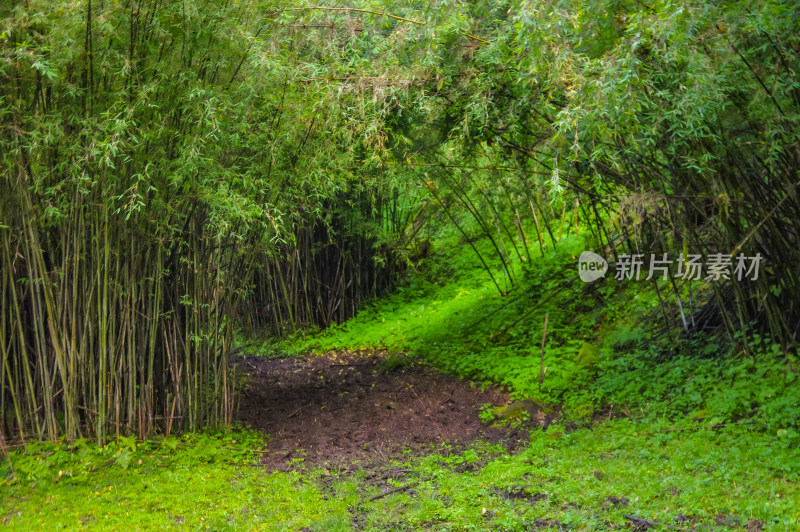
left=4, top=421, right=798, bottom=530
left=353, top=421, right=800, bottom=531
left=0, top=431, right=351, bottom=530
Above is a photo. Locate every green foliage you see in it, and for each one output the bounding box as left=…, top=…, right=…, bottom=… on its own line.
left=0, top=430, right=356, bottom=530
left=2, top=0, right=798, bottom=476
left=478, top=403, right=497, bottom=425
left=368, top=421, right=800, bottom=530
left=377, top=353, right=414, bottom=374
left=586, top=338, right=800, bottom=438
left=4, top=422, right=798, bottom=530
left=2, top=1, right=798, bottom=527
left=286, top=224, right=799, bottom=439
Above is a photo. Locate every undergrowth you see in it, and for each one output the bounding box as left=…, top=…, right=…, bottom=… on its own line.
left=282, top=234, right=800, bottom=442
left=0, top=430, right=352, bottom=530
left=2, top=421, right=798, bottom=530
left=365, top=420, right=800, bottom=530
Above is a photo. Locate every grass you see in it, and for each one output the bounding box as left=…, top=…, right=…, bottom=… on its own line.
left=369, top=421, right=800, bottom=531
left=2, top=421, right=798, bottom=530
left=278, top=233, right=800, bottom=437
left=0, top=431, right=351, bottom=530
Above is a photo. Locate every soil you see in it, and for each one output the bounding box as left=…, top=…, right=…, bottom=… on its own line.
left=232, top=349, right=534, bottom=470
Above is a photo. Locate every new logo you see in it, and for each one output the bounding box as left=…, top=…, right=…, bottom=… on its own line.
left=578, top=251, right=608, bottom=282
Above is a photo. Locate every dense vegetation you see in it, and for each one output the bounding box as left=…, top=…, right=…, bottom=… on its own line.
left=1, top=0, right=799, bottom=528
left=1, top=0, right=408, bottom=441
left=3, top=0, right=797, bottom=443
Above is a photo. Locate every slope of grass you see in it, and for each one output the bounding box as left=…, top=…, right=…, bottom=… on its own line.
left=277, top=234, right=800, bottom=437
left=276, top=235, right=603, bottom=405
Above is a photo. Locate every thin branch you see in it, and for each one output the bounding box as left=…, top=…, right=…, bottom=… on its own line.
left=465, top=33, right=490, bottom=44
left=622, top=513, right=694, bottom=531
left=368, top=480, right=422, bottom=501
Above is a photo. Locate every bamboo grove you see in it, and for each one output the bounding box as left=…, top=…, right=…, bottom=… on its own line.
left=2, top=0, right=799, bottom=441
left=0, top=0, right=405, bottom=442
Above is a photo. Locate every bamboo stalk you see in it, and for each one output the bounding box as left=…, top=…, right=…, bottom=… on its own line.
left=539, top=314, right=549, bottom=394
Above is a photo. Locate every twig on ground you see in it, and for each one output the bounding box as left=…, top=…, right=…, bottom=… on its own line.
left=538, top=313, right=549, bottom=393
left=368, top=480, right=423, bottom=502
left=652, top=420, right=758, bottom=434
left=622, top=513, right=692, bottom=531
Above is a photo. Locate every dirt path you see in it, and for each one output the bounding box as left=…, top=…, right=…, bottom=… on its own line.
left=232, top=350, right=519, bottom=470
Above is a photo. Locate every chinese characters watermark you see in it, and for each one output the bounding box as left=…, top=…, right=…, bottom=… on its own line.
left=578, top=252, right=763, bottom=283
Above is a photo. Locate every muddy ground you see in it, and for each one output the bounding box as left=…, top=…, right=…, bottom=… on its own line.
left=232, top=350, right=533, bottom=470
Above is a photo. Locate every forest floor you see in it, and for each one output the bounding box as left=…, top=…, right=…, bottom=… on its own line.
left=233, top=350, right=540, bottom=471
left=2, top=348, right=799, bottom=530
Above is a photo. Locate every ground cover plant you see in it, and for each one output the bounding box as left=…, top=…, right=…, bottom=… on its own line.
left=287, top=233, right=800, bottom=437
left=2, top=419, right=799, bottom=530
